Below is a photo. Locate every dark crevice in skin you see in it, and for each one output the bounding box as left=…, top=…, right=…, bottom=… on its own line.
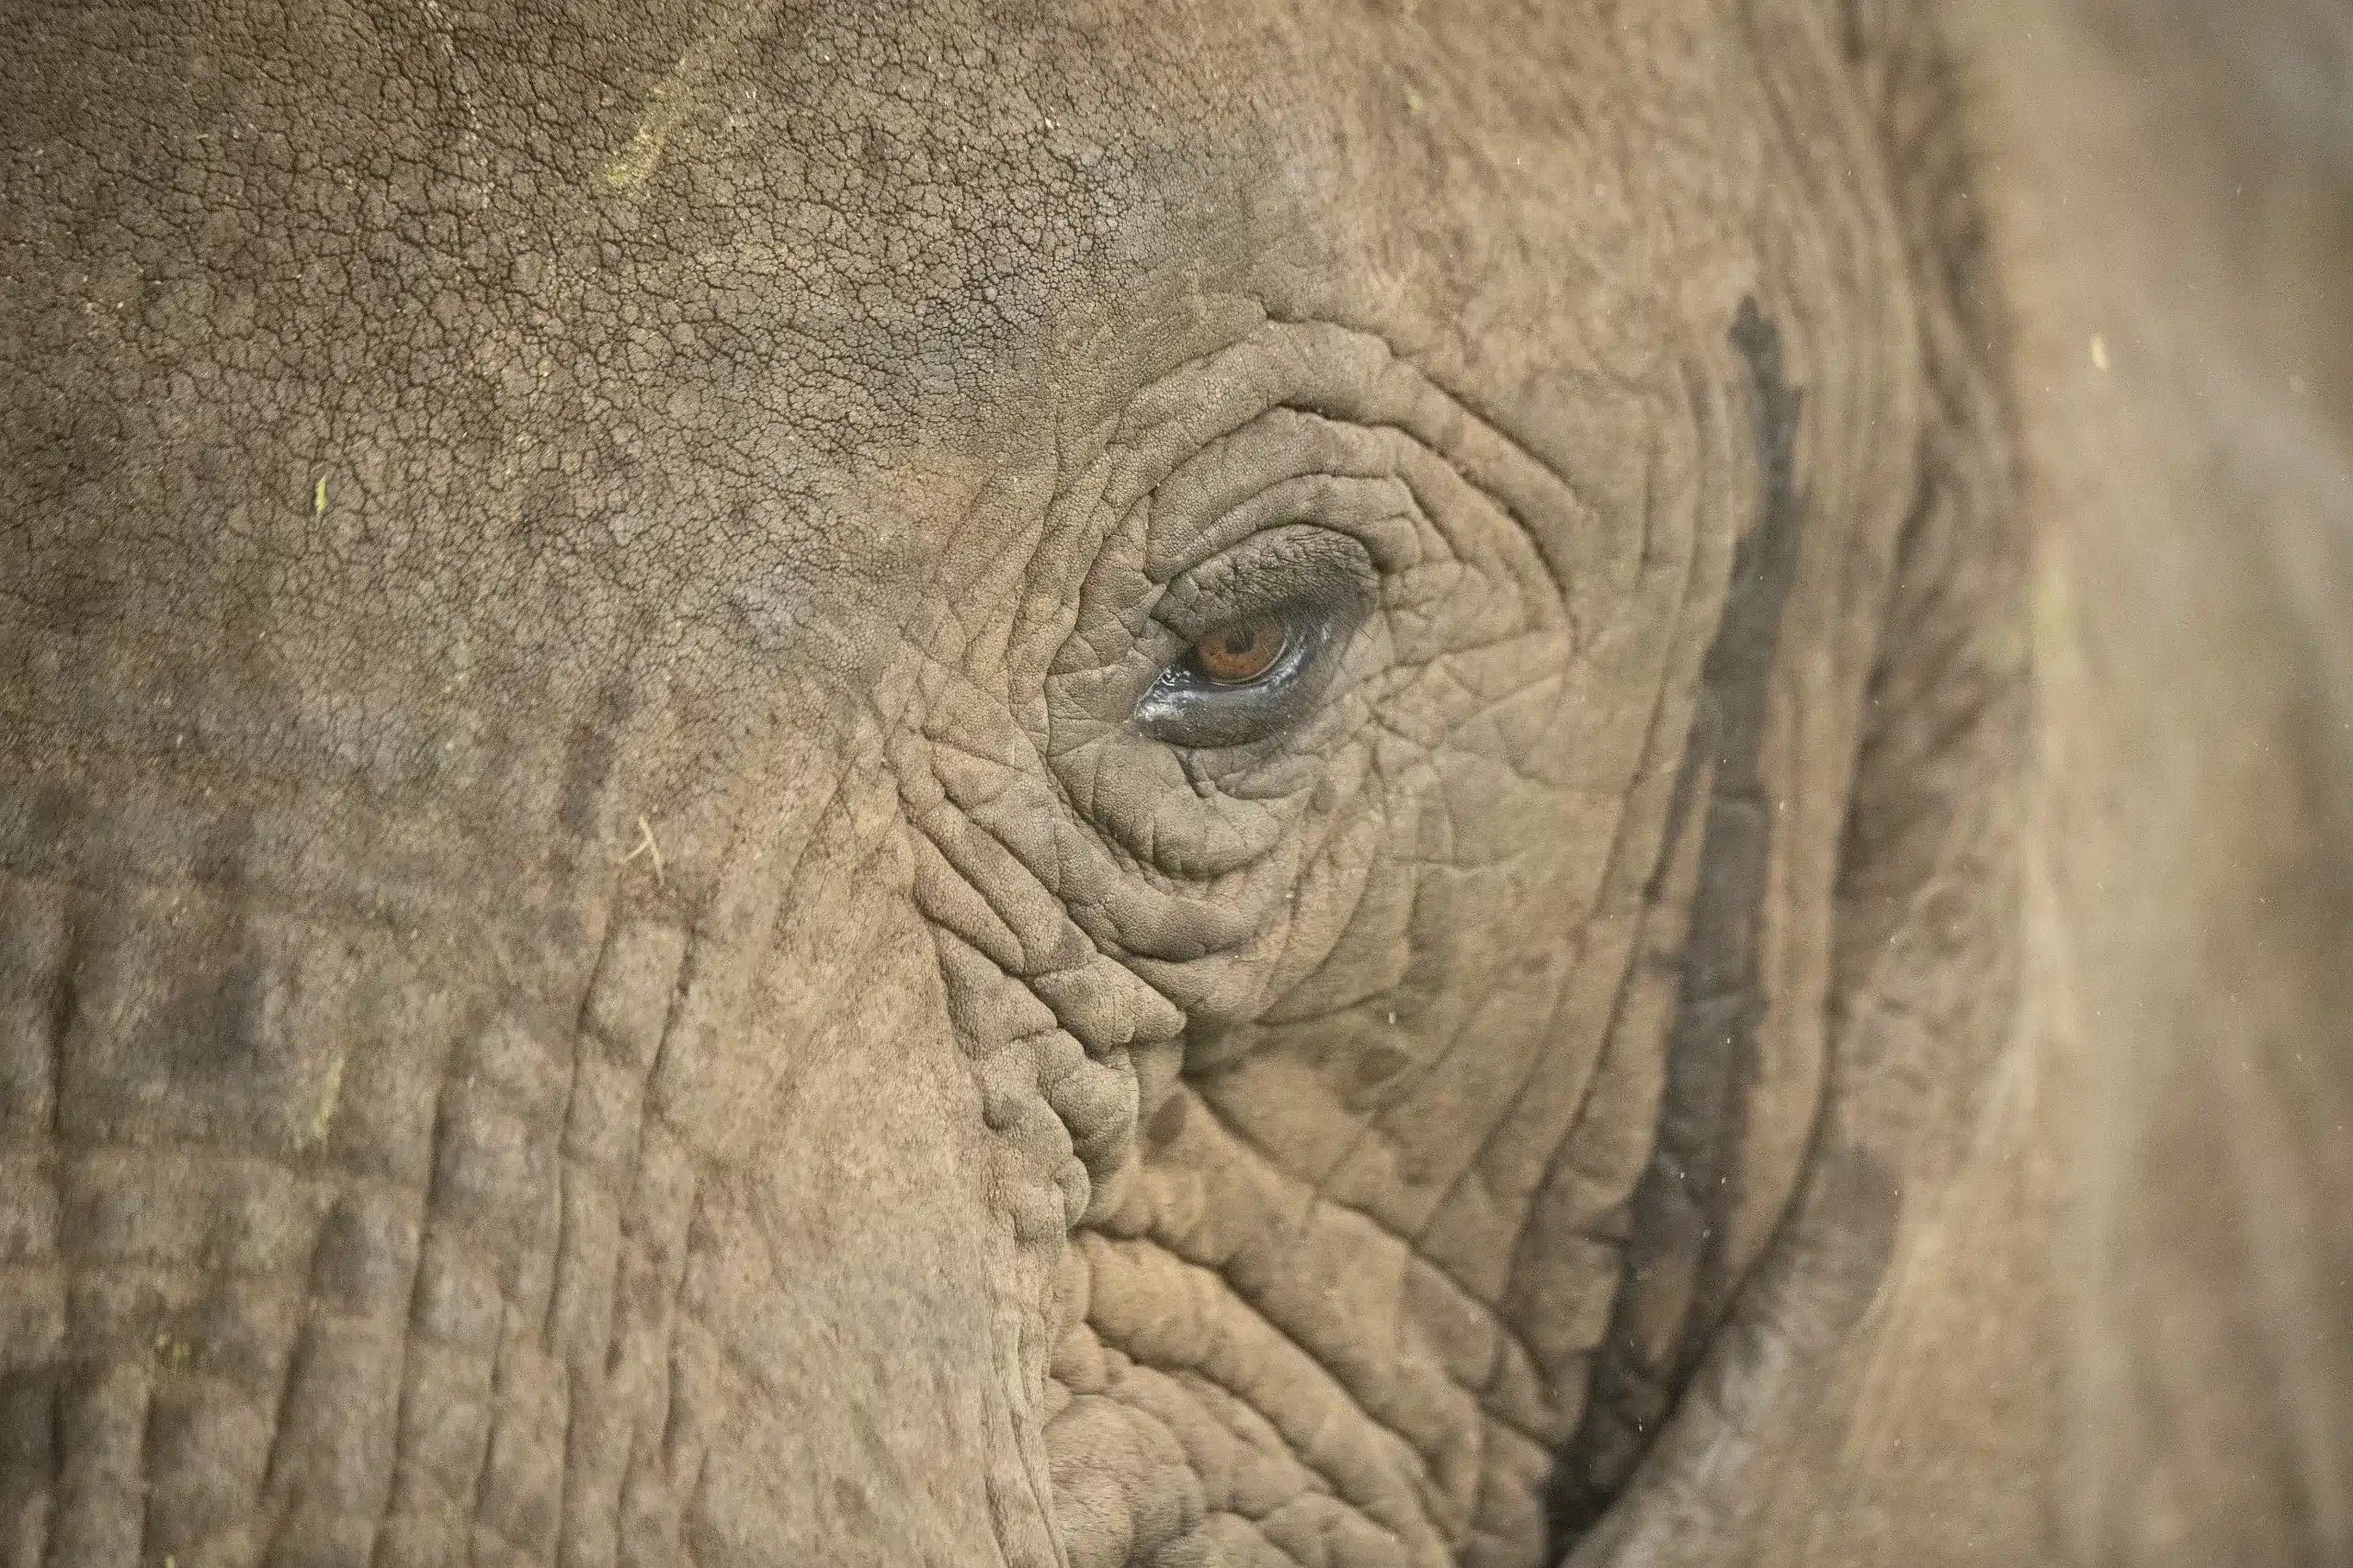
left=1840, top=0, right=1872, bottom=67
left=1143, top=1086, right=1561, bottom=1456
left=40, top=910, right=80, bottom=1147
left=1548, top=297, right=1806, bottom=1543
left=26, top=906, right=74, bottom=1556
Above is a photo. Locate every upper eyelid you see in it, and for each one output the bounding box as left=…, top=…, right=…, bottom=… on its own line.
left=1151, top=527, right=1378, bottom=638
left=1146, top=463, right=1424, bottom=585
left=1141, top=410, right=1392, bottom=577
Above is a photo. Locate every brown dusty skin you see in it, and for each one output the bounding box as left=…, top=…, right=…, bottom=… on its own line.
left=1, top=1, right=2346, bottom=1565
left=1711, top=3, right=2353, bottom=1563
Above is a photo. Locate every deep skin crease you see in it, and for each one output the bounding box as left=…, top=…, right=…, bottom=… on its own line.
left=4, top=0, right=2347, bottom=1565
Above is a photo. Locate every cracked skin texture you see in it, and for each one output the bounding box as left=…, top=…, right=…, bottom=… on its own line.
left=3, top=0, right=1967, bottom=1563
left=6, top=0, right=2343, bottom=1563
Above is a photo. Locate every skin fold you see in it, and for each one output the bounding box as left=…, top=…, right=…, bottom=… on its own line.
left=0, top=1, right=2345, bottom=1565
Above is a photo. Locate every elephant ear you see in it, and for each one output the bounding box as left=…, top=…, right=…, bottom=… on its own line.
left=1575, top=0, right=2353, bottom=1562
left=1754, top=0, right=2353, bottom=1560
left=1933, top=0, right=2353, bottom=1562
left=1558, top=1, right=2035, bottom=1558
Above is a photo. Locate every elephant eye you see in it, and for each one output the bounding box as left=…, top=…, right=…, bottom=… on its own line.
left=1188, top=616, right=1290, bottom=685
left=1133, top=601, right=1330, bottom=748
left=1131, top=526, right=1376, bottom=751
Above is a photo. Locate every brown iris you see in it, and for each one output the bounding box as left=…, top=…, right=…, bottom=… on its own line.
left=1191, top=615, right=1289, bottom=684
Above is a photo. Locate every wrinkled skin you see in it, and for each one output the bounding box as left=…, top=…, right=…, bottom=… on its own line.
left=1, top=0, right=2347, bottom=1564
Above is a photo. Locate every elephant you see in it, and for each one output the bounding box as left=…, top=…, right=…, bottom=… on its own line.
left=2, top=0, right=2347, bottom=1561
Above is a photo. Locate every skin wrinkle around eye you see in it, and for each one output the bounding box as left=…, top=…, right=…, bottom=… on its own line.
left=1124, top=322, right=1620, bottom=608
left=1090, top=324, right=1614, bottom=621
left=1004, top=311, right=1722, bottom=1080
left=1044, top=324, right=1588, bottom=906
left=1143, top=418, right=1427, bottom=586
left=1152, top=522, right=1381, bottom=642
left=1040, top=315, right=1741, bottom=1553
left=881, top=304, right=1735, bottom=1568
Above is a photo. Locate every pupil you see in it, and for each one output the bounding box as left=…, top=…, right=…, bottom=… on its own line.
left=1224, top=627, right=1258, bottom=655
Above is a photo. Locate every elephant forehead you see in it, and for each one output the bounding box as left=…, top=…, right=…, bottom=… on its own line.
left=627, top=0, right=1778, bottom=479
left=4, top=0, right=1792, bottom=798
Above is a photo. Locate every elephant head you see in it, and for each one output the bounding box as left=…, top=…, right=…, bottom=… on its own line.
left=1, top=0, right=2068, bottom=1563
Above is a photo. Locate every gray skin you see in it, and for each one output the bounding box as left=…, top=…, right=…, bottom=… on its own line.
left=1, top=0, right=2347, bottom=1564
